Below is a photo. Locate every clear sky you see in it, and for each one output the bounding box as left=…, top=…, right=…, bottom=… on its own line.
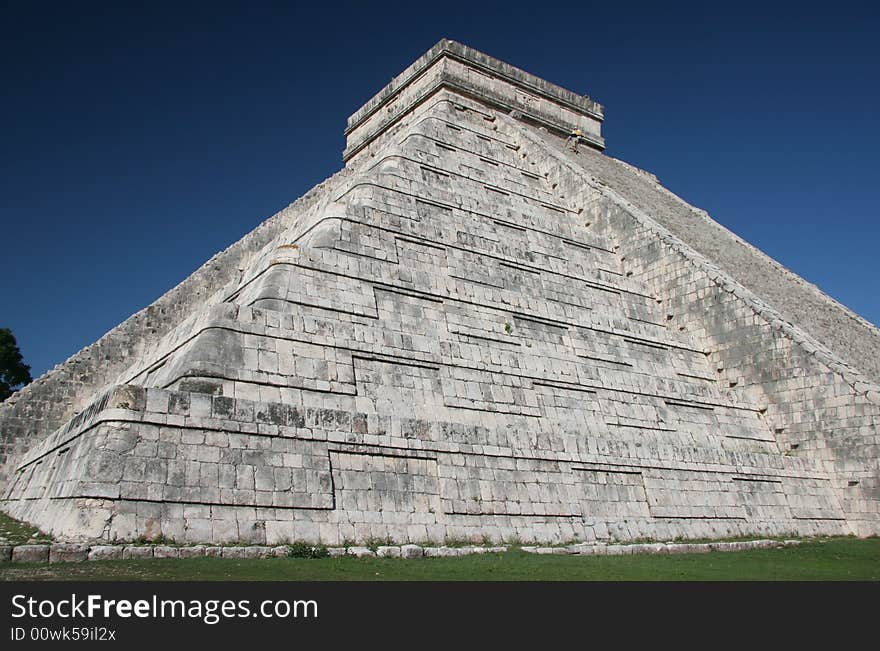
left=2, top=1, right=878, bottom=379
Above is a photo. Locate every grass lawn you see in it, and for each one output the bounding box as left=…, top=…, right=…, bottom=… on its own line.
left=1, top=537, right=877, bottom=581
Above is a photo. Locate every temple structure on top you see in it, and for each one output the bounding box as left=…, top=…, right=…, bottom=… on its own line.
left=1, top=40, right=878, bottom=545
left=343, top=39, right=605, bottom=162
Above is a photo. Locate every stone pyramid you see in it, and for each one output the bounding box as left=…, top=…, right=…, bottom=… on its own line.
left=2, top=40, right=878, bottom=545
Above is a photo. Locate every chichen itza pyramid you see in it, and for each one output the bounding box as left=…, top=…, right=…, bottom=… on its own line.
left=2, top=40, right=878, bottom=545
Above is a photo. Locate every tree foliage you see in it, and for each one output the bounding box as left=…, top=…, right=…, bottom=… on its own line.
left=0, top=328, right=32, bottom=401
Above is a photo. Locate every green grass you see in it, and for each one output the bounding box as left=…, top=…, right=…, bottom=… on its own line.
left=1, top=537, right=877, bottom=581
left=0, top=511, right=52, bottom=546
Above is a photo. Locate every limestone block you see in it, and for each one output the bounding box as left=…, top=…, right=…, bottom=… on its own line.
left=347, top=546, right=376, bottom=557
left=459, top=546, right=490, bottom=555
left=12, top=545, right=50, bottom=563
left=566, top=543, right=600, bottom=555
left=708, top=541, right=737, bottom=552
left=184, top=519, right=213, bottom=544
left=177, top=545, right=206, bottom=559
left=400, top=544, right=424, bottom=558
left=631, top=543, right=667, bottom=555
left=49, top=543, right=90, bottom=563
left=246, top=545, right=273, bottom=558
left=122, top=546, right=154, bottom=560
left=221, top=546, right=271, bottom=559
left=665, top=543, right=709, bottom=554
left=153, top=546, right=180, bottom=559
left=423, top=546, right=462, bottom=557
left=87, top=545, right=123, bottom=561
left=526, top=546, right=570, bottom=555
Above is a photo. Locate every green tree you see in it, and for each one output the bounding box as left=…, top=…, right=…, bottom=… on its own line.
left=0, top=328, right=32, bottom=401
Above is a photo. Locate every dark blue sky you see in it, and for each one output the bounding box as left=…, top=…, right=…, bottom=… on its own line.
left=2, top=2, right=878, bottom=378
